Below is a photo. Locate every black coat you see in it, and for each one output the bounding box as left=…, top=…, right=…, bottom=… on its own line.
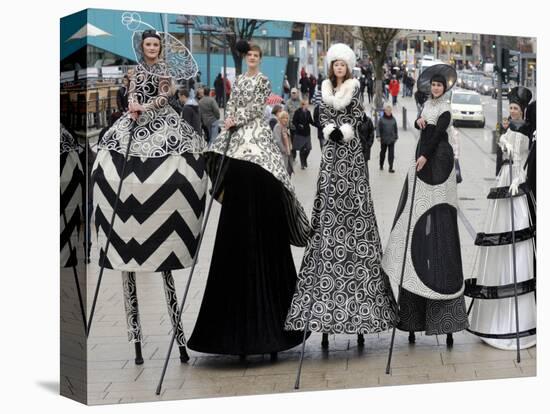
left=292, top=108, right=314, bottom=136
left=117, top=86, right=128, bottom=112
left=182, top=104, right=202, bottom=136
left=358, top=113, right=375, bottom=161
left=377, top=115, right=399, bottom=145
left=313, top=105, right=324, bottom=141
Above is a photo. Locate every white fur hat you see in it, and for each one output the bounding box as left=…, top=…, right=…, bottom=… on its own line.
left=326, top=43, right=356, bottom=73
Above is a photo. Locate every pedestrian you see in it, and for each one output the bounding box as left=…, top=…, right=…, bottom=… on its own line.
left=292, top=97, right=314, bottom=169
left=299, top=73, right=310, bottom=101
left=382, top=65, right=468, bottom=348
left=359, top=74, right=366, bottom=102
left=389, top=75, right=400, bottom=106
left=466, top=87, right=536, bottom=351
left=285, top=43, right=397, bottom=350
left=366, top=75, right=374, bottom=104
left=116, top=74, right=130, bottom=112
left=214, top=73, right=224, bottom=108
left=272, top=110, right=293, bottom=176
left=312, top=97, right=324, bottom=149
left=269, top=104, right=283, bottom=130
left=197, top=86, right=221, bottom=143
left=308, top=73, right=316, bottom=103
left=357, top=111, right=375, bottom=179
left=187, top=41, right=311, bottom=360
left=175, top=88, right=202, bottom=135
left=91, top=28, right=207, bottom=365
left=282, top=75, right=291, bottom=100
left=377, top=103, right=398, bottom=172
left=285, top=88, right=301, bottom=160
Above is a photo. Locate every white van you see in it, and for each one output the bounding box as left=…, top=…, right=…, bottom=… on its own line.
left=451, top=90, right=485, bottom=128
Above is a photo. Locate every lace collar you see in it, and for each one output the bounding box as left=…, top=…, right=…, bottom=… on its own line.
left=321, top=78, right=359, bottom=110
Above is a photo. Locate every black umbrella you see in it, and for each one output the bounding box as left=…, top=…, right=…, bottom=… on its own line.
left=417, top=64, right=457, bottom=94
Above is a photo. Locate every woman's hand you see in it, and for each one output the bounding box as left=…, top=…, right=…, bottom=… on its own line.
left=416, top=117, right=427, bottom=129
left=224, top=117, right=236, bottom=130
left=416, top=155, right=428, bottom=171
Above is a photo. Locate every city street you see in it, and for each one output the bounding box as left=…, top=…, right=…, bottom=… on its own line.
left=76, top=94, right=535, bottom=404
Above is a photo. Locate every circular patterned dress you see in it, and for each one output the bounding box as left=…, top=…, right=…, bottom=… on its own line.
left=382, top=95, right=469, bottom=335
left=284, top=78, right=398, bottom=334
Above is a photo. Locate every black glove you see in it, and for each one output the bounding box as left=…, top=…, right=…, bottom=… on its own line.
left=329, top=127, right=343, bottom=143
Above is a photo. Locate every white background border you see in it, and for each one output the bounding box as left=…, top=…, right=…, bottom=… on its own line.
left=1, top=0, right=546, bottom=412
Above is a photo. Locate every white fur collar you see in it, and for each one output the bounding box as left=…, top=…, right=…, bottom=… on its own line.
left=321, top=78, right=359, bottom=110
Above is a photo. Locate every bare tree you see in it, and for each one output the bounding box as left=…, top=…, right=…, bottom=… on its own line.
left=345, top=27, right=400, bottom=111
left=208, top=17, right=271, bottom=75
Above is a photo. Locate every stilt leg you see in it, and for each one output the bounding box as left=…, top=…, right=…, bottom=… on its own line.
left=321, top=333, right=329, bottom=349
left=121, top=271, right=144, bottom=364
left=408, top=331, right=416, bottom=344
left=161, top=271, right=189, bottom=363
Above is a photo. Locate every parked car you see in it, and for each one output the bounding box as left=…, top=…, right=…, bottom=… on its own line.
left=451, top=90, right=485, bottom=128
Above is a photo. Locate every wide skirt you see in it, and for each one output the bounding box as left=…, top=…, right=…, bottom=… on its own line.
left=384, top=139, right=468, bottom=335
left=187, top=158, right=305, bottom=355
left=466, top=161, right=536, bottom=350
left=91, top=149, right=207, bottom=272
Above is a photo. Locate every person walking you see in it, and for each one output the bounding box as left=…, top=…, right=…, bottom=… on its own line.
left=116, top=74, right=130, bottom=113
left=285, top=88, right=301, bottom=161
left=389, top=75, right=400, bottom=106
left=377, top=103, right=398, bottom=172
left=197, top=86, right=221, bottom=143
left=366, top=75, right=374, bottom=104
left=292, top=98, right=315, bottom=169
left=282, top=75, right=291, bottom=101
left=214, top=73, right=224, bottom=108
left=272, top=110, right=293, bottom=176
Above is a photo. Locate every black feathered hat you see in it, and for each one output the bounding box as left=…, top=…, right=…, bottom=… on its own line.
left=235, top=39, right=251, bottom=56
left=417, top=64, right=457, bottom=94
left=508, top=86, right=532, bottom=112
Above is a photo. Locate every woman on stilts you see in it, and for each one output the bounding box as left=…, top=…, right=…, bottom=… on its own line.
left=465, top=86, right=536, bottom=351
left=382, top=65, right=468, bottom=348
left=187, top=41, right=311, bottom=360
left=92, top=19, right=207, bottom=365
left=285, top=43, right=397, bottom=349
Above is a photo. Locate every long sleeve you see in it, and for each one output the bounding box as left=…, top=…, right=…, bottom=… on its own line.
left=144, top=74, right=171, bottom=111
left=127, top=74, right=137, bottom=105
left=211, top=99, right=220, bottom=120
left=233, top=75, right=272, bottom=127
left=393, top=118, right=398, bottom=140
left=419, top=111, right=450, bottom=159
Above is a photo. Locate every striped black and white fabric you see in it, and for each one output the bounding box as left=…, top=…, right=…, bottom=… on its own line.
left=466, top=126, right=536, bottom=350
left=60, top=124, right=84, bottom=268
left=92, top=150, right=207, bottom=272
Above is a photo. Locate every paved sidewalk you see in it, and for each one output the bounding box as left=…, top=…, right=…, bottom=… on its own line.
left=80, top=95, right=535, bottom=405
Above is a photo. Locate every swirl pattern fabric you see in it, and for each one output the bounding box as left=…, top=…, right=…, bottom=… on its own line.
left=207, top=72, right=311, bottom=247
left=382, top=143, right=465, bottom=300
left=284, top=85, right=397, bottom=334
left=98, top=62, right=205, bottom=157
left=467, top=128, right=536, bottom=350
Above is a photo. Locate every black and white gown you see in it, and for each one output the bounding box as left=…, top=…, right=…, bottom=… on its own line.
left=187, top=72, right=311, bottom=355
left=60, top=124, right=84, bottom=268
left=91, top=61, right=207, bottom=345
left=284, top=78, right=397, bottom=334
left=465, top=123, right=536, bottom=350
left=382, top=95, right=469, bottom=335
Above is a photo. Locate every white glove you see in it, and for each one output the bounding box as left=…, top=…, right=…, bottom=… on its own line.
left=509, top=177, right=520, bottom=196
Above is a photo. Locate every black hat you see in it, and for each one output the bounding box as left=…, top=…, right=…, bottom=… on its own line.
left=508, top=86, right=532, bottom=112
left=141, top=29, right=161, bottom=41
left=417, top=64, right=457, bottom=94
left=235, top=39, right=251, bottom=55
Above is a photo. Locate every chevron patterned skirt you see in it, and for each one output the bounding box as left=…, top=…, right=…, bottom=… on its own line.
left=91, top=149, right=207, bottom=272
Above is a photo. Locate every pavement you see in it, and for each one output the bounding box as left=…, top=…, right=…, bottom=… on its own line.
left=60, top=93, right=536, bottom=405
